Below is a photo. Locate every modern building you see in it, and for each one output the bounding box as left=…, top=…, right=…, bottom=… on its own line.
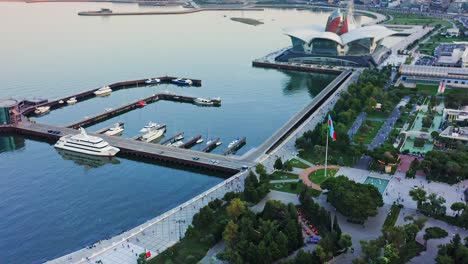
left=440, top=126, right=468, bottom=142
left=0, top=99, right=20, bottom=125
left=275, top=3, right=396, bottom=67
left=399, top=65, right=468, bottom=87
left=443, top=107, right=468, bottom=122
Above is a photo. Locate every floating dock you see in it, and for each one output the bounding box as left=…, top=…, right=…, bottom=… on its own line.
left=20, top=76, right=202, bottom=117
left=161, top=132, right=184, bottom=145
left=223, top=137, right=246, bottom=156
left=180, top=135, right=202, bottom=149
left=202, top=138, right=221, bottom=153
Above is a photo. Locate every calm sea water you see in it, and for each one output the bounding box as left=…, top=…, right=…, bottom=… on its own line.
left=0, top=3, right=374, bottom=263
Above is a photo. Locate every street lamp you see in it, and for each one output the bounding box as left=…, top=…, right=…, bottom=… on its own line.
left=175, top=220, right=186, bottom=241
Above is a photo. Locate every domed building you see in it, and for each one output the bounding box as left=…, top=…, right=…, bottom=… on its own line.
left=276, top=7, right=396, bottom=67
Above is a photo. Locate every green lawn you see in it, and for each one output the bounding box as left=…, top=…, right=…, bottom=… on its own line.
left=353, top=120, right=384, bottom=144
left=383, top=204, right=401, bottom=229
left=308, top=168, right=338, bottom=185
left=289, top=158, right=310, bottom=169
left=269, top=182, right=321, bottom=196
left=269, top=182, right=304, bottom=194
left=416, top=84, right=439, bottom=96
left=385, top=13, right=452, bottom=27
left=269, top=171, right=299, bottom=180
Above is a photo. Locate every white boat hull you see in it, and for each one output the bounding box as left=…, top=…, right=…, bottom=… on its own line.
left=104, top=127, right=124, bottom=136
left=54, top=142, right=120, bottom=157
left=140, top=129, right=165, bottom=143
left=94, top=90, right=112, bottom=97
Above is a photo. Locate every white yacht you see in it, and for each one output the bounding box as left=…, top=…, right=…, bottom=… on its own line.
left=104, top=123, right=124, bottom=136
left=139, top=122, right=166, bottom=133
left=54, top=128, right=120, bottom=157
left=196, top=138, right=204, bottom=144
left=145, top=78, right=161, bottom=85
left=169, top=140, right=184, bottom=148
left=67, top=97, right=77, bottom=105
left=34, top=106, right=50, bottom=115
left=171, top=78, right=193, bottom=86
left=140, top=127, right=165, bottom=143
left=216, top=141, right=222, bottom=146
left=174, top=134, right=184, bottom=141
left=94, top=86, right=112, bottom=97
left=228, top=139, right=239, bottom=148
left=58, top=100, right=64, bottom=104
left=194, top=98, right=214, bottom=106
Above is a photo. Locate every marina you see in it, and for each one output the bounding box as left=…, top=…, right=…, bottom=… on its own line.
left=0, top=5, right=365, bottom=263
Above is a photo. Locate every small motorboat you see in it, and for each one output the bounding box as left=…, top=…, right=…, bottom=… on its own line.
left=171, top=78, right=193, bottom=86
left=136, top=101, right=146, bottom=107
left=94, top=86, right=112, bottom=97
left=194, top=97, right=214, bottom=106
left=34, top=106, right=50, bottom=115
left=196, top=138, right=203, bottom=144
left=228, top=139, right=239, bottom=149
left=58, top=100, right=64, bottom=104
left=174, top=134, right=184, bottom=141
left=67, top=97, right=77, bottom=105
left=145, top=78, right=161, bottom=85
left=216, top=141, right=222, bottom=146
left=104, top=123, right=124, bottom=136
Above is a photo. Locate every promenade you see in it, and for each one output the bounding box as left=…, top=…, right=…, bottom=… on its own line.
left=46, top=170, right=249, bottom=264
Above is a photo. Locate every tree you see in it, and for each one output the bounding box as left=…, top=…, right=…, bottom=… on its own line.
left=338, top=234, right=352, bottom=252
left=274, top=157, right=283, bottom=170
left=226, top=198, right=246, bottom=220
left=223, top=220, right=239, bottom=248
left=276, top=231, right=289, bottom=258
left=321, top=176, right=383, bottom=223
left=256, top=164, right=267, bottom=176
left=450, top=202, right=466, bottom=216
left=409, top=188, right=427, bottom=207
left=333, top=215, right=342, bottom=236
left=383, top=244, right=399, bottom=263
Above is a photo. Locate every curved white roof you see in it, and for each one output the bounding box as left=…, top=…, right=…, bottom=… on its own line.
left=283, top=24, right=396, bottom=46
left=341, top=25, right=396, bottom=44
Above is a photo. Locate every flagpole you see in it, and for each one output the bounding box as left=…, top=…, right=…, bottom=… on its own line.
left=325, top=123, right=329, bottom=179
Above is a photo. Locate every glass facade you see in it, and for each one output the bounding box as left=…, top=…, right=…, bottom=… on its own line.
left=310, top=38, right=338, bottom=56
left=291, top=36, right=305, bottom=52
left=346, top=38, right=373, bottom=55
left=0, top=107, right=10, bottom=125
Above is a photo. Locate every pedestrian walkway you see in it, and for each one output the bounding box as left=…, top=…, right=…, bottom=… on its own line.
left=299, top=165, right=342, bottom=191
left=293, top=156, right=315, bottom=167
left=270, top=179, right=301, bottom=183
left=348, top=112, right=367, bottom=139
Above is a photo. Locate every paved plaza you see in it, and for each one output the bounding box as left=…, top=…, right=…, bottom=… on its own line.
left=337, top=167, right=468, bottom=216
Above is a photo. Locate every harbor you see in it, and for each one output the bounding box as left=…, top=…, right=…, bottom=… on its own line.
left=0, top=5, right=364, bottom=263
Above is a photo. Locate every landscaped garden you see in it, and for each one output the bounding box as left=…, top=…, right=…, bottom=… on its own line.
left=353, top=120, right=384, bottom=144
left=288, top=158, right=310, bottom=169
left=308, top=168, right=338, bottom=185
left=269, top=171, right=299, bottom=181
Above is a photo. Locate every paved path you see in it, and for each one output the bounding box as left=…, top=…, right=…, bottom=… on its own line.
left=250, top=190, right=300, bottom=213
left=368, top=96, right=410, bottom=150
left=270, top=179, right=301, bottom=183
left=348, top=112, right=367, bottom=139
left=299, top=165, right=342, bottom=191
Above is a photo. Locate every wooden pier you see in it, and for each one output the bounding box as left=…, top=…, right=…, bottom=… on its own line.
left=223, top=137, right=246, bottom=156
left=202, top=138, right=221, bottom=153
left=180, top=135, right=202, bottom=149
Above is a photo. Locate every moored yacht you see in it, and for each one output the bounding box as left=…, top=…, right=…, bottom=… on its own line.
left=104, top=123, right=124, bottom=136
left=94, top=86, right=112, bottom=97
left=34, top=106, right=50, bottom=115
left=194, top=98, right=214, bottom=106
left=67, top=97, right=77, bottom=105
left=228, top=139, right=239, bottom=148
left=145, top=78, right=161, bottom=85
left=139, top=126, right=166, bottom=143
left=54, top=128, right=120, bottom=157
left=139, top=122, right=166, bottom=133
left=172, top=78, right=193, bottom=86
left=196, top=138, right=204, bottom=144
